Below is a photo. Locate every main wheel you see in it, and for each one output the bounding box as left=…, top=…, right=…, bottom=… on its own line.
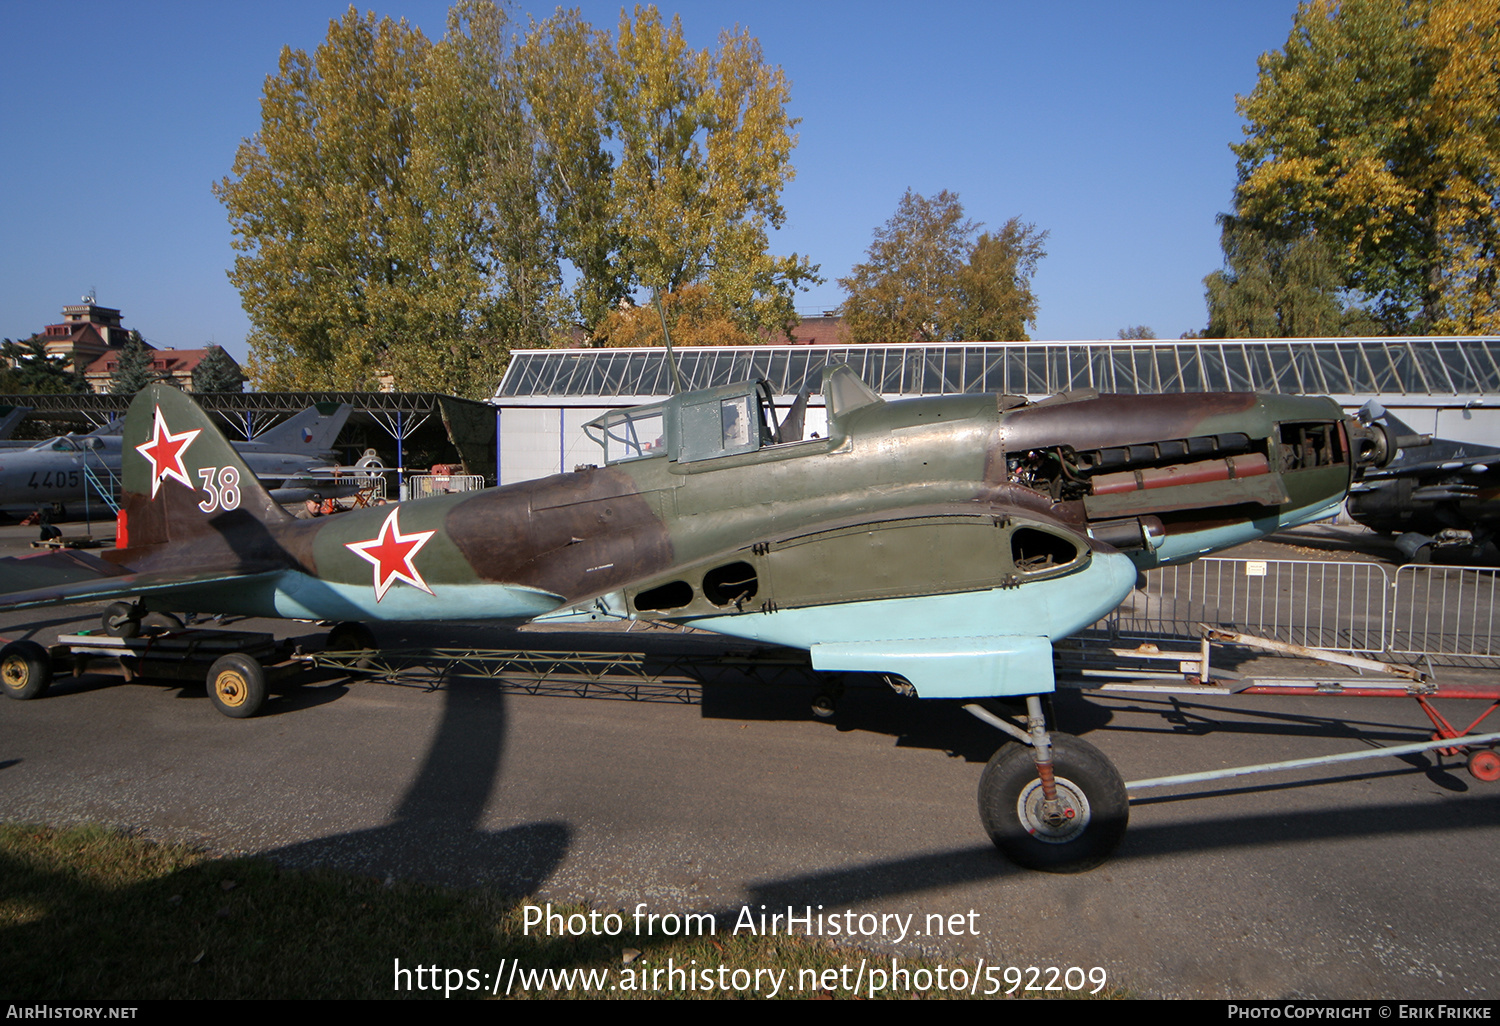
left=103, top=601, right=140, bottom=639
left=206, top=653, right=267, bottom=719
left=978, top=732, right=1128, bottom=872
left=324, top=621, right=376, bottom=673
left=0, top=640, right=52, bottom=700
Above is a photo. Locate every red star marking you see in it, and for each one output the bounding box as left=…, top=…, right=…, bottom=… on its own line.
left=134, top=407, right=202, bottom=499
left=344, top=508, right=437, bottom=602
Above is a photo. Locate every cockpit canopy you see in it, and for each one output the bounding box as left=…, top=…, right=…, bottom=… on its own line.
left=584, top=364, right=884, bottom=467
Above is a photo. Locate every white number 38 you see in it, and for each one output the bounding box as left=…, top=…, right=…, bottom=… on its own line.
left=197, top=466, right=242, bottom=512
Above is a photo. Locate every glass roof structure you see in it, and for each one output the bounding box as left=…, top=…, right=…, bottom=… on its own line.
left=496, top=338, right=1500, bottom=405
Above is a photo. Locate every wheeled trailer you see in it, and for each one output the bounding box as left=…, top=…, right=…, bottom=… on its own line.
left=0, top=628, right=312, bottom=718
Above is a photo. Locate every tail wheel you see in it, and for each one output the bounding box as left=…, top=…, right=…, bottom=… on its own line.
left=979, top=732, right=1128, bottom=873
left=0, top=641, right=52, bottom=701
left=206, top=653, right=267, bottom=719
left=103, top=601, right=141, bottom=639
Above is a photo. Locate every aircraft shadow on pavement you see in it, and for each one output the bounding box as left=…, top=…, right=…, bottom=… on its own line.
left=10, top=651, right=1493, bottom=998
left=1265, top=526, right=1397, bottom=559
left=5, top=612, right=108, bottom=640
left=264, top=676, right=570, bottom=895
left=18, top=615, right=1486, bottom=911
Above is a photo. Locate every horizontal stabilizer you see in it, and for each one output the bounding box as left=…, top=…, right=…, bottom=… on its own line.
left=0, top=548, right=283, bottom=614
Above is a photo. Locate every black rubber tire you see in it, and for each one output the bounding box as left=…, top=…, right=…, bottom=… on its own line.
left=325, top=622, right=376, bottom=672
left=141, top=611, right=185, bottom=633
left=103, top=601, right=140, bottom=639
left=206, top=653, right=267, bottom=719
left=0, top=640, right=52, bottom=700
left=325, top=621, right=376, bottom=652
left=978, top=733, right=1129, bottom=873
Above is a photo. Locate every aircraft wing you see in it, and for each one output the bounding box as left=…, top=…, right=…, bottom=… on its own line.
left=1351, top=439, right=1499, bottom=500
left=1359, top=448, right=1498, bottom=480
left=0, top=548, right=283, bottom=615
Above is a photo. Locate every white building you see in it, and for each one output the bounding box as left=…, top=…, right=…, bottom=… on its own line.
left=491, top=338, right=1500, bottom=485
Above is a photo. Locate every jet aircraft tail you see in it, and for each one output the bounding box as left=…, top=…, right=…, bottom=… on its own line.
left=251, top=402, right=351, bottom=454
left=116, top=384, right=292, bottom=553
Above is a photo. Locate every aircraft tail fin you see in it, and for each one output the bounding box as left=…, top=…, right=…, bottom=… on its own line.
left=0, top=405, right=31, bottom=440
left=252, top=402, right=351, bottom=453
left=116, top=384, right=292, bottom=553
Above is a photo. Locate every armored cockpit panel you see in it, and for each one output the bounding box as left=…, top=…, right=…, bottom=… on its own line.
left=823, top=365, right=883, bottom=423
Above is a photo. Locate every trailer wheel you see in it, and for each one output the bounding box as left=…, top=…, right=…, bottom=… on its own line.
left=0, top=641, right=52, bottom=700
left=978, top=733, right=1128, bottom=873
left=206, top=654, right=266, bottom=719
left=103, top=602, right=140, bottom=639
left=1468, top=748, right=1500, bottom=784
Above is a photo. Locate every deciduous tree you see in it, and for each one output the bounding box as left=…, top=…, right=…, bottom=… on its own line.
left=218, top=3, right=817, bottom=390
left=598, top=7, right=817, bottom=343
left=840, top=190, right=1046, bottom=343
left=216, top=7, right=499, bottom=396
left=1229, top=0, right=1500, bottom=334
left=593, top=286, right=756, bottom=347
left=1204, top=219, right=1356, bottom=337
left=955, top=221, right=1047, bottom=342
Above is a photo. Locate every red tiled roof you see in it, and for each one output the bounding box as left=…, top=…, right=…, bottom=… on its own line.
left=84, top=347, right=234, bottom=377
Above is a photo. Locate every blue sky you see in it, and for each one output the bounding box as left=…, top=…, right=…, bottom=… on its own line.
left=1, top=2, right=1305, bottom=362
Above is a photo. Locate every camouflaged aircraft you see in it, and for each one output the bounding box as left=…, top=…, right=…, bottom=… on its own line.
left=0, top=370, right=1398, bottom=870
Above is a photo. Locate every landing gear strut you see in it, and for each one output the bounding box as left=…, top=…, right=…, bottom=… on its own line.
left=970, top=696, right=1128, bottom=872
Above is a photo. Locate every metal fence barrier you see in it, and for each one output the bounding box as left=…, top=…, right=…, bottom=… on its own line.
left=406, top=473, right=487, bottom=500
left=1110, top=557, right=1390, bottom=654
left=1390, top=564, right=1500, bottom=659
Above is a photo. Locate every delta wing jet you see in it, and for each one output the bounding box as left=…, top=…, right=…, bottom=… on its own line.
left=0, top=372, right=1396, bottom=869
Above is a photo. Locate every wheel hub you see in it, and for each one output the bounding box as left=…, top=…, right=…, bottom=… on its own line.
left=216, top=672, right=247, bottom=707
left=1017, top=776, right=1092, bottom=843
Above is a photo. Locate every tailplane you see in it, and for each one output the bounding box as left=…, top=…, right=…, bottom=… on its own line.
left=117, top=384, right=291, bottom=552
